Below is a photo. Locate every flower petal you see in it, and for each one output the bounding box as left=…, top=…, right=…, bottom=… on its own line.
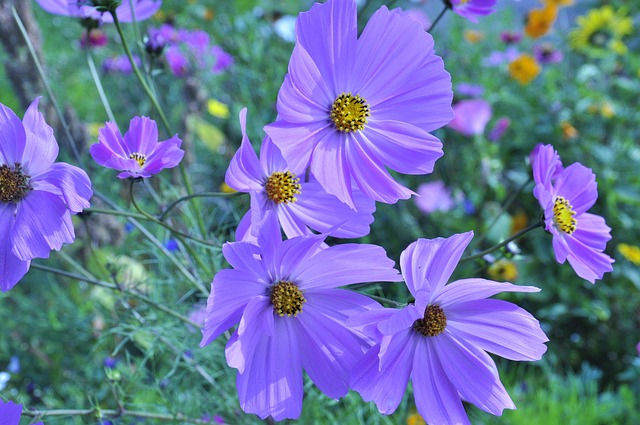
left=0, top=205, right=30, bottom=292
left=309, top=131, right=355, bottom=208
left=564, top=235, right=614, bottom=283
left=0, top=101, right=26, bottom=164
left=555, top=162, right=597, bottom=215
left=124, top=116, right=159, bottom=157
left=143, top=134, right=184, bottom=175
left=434, top=278, right=540, bottom=308
left=21, top=97, right=59, bottom=177
left=226, top=108, right=265, bottom=192
left=573, top=212, right=612, bottom=252
left=32, top=163, right=92, bottom=214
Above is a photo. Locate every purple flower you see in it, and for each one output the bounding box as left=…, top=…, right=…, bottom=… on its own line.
left=102, top=54, right=141, bottom=74
left=226, top=109, right=375, bottom=242
left=199, top=214, right=402, bottom=420
left=488, top=117, right=511, bottom=142
left=415, top=181, right=455, bottom=214
left=533, top=43, right=564, bottom=64
left=210, top=45, right=233, bottom=74
left=34, top=0, right=162, bottom=23
left=104, top=356, right=118, bottom=369
left=531, top=144, right=614, bottom=283
left=500, top=31, right=522, bottom=44
left=79, top=29, right=108, bottom=48
left=447, top=99, right=492, bottom=136
left=0, top=400, right=43, bottom=425
left=0, top=98, right=92, bottom=292
left=90, top=116, right=184, bottom=179
left=456, top=83, right=484, bottom=98
left=350, top=232, right=548, bottom=424
left=483, top=47, right=520, bottom=67
left=265, top=0, right=453, bottom=207
left=450, top=0, right=497, bottom=23
left=165, top=47, right=190, bottom=76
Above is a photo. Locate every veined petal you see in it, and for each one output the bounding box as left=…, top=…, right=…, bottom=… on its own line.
left=0, top=400, right=23, bottom=424
left=143, top=134, right=184, bottom=175
left=377, top=304, right=421, bottom=336
left=555, top=162, right=597, bottom=215
left=296, top=243, right=401, bottom=290
left=284, top=44, right=334, bottom=112
left=573, top=212, right=612, bottom=252
left=32, top=163, right=92, bottom=214
left=226, top=108, right=265, bottom=192
left=270, top=233, right=327, bottom=283
left=565, top=236, right=614, bottom=283
left=310, top=130, right=355, bottom=208
left=0, top=101, right=26, bottom=164
left=11, top=190, right=75, bottom=261
left=0, top=205, right=30, bottom=292
left=446, top=299, right=548, bottom=361
left=124, top=116, right=159, bottom=157
left=434, top=278, right=540, bottom=308
left=530, top=144, right=560, bottom=191
left=93, top=121, right=128, bottom=163
left=21, top=97, right=59, bottom=177
left=264, top=120, right=330, bottom=175
left=259, top=136, right=290, bottom=176
left=413, top=339, right=471, bottom=425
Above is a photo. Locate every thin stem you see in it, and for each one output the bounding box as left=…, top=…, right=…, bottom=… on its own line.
left=110, top=11, right=207, bottom=237
left=159, top=191, right=240, bottom=222
left=85, top=47, right=118, bottom=125
left=84, top=207, right=149, bottom=220
left=31, top=263, right=200, bottom=328
left=11, top=6, right=82, bottom=164
left=427, top=6, right=449, bottom=32
left=21, top=408, right=211, bottom=423
left=460, top=220, right=544, bottom=264
left=366, top=293, right=405, bottom=308
left=128, top=180, right=219, bottom=248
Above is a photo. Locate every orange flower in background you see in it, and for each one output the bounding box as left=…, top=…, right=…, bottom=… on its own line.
left=407, top=412, right=427, bottom=425
left=488, top=259, right=519, bottom=282
left=509, top=54, right=541, bottom=85
left=464, top=29, right=485, bottom=43
left=525, top=5, right=558, bottom=38
left=511, top=210, right=528, bottom=234
left=560, top=121, right=579, bottom=140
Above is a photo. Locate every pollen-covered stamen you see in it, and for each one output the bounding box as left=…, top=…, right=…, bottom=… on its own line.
left=129, top=152, right=147, bottom=167
left=265, top=171, right=301, bottom=204
left=270, top=281, right=306, bottom=317
left=553, top=196, right=577, bottom=234
left=413, top=304, right=447, bottom=337
left=330, top=92, right=370, bottom=133
left=0, top=163, right=31, bottom=203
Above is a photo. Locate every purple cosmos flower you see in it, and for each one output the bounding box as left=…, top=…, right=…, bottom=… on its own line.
left=533, top=43, right=564, bottom=64
left=447, top=99, right=492, bottom=136
left=1, top=98, right=92, bottom=292
left=0, top=400, right=43, bottom=425
left=530, top=144, right=614, bottom=283
left=488, top=117, right=511, bottom=142
left=350, top=232, right=548, bottom=424
left=226, top=109, right=375, bottom=242
left=415, top=181, right=455, bottom=214
left=34, top=0, right=162, bottom=23
left=90, top=116, right=184, bottom=179
left=265, top=0, right=453, bottom=207
left=199, top=214, right=402, bottom=420
left=449, top=0, right=497, bottom=23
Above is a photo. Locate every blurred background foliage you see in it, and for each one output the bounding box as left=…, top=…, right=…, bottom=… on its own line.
left=1, top=0, right=639, bottom=423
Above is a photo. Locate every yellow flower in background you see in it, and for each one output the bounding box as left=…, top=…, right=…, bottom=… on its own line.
left=219, top=182, right=237, bottom=194
left=525, top=5, right=558, bottom=39
left=407, top=412, right=427, bottom=425
left=619, top=244, right=640, bottom=265
left=464, top=29, right=485, bottom=43
left=207, top=99, right=230, bottom=119
left=509, top=54, right=541, bottom=85
left=544, top=0, right=573, bottom=7
left=569, top=6, right=633, bottom=55
left=511, top=210, right=528, bottom=235
left=488, top=259, right=519, bottom=282
left=600, top=101, right=615, bottom=118
left=560, top=121, right=579, bottom=140
left=87, top=122, right=103, bottom=138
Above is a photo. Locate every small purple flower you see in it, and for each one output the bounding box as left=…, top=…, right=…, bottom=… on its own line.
left=210, top=45, right=233, bottom=74
left=226, top=108, right=375, bottom=242
left=265, top=0, right=453, bottom=207
left=456, top=83, right=484, bottom=98
left=488, top=117, right=511, bottom=142
left=165, top=47, right=190, bottom=76
left=533, top=43, right=564, bottom=64
left=104, top=356, right=118, bottom=369
left=200, top=214, right=402, bottom=420
left=350, top=232, right=548, bottom=424
left=415, top=181, right=455, bottom=214
left=0, top=400, right=43, bottom=425
left=483, top=47, right=520, bottom=67
left=531, top=144, right=614, bottom=283
left=80, top=29, right=108, bottom=48
left=90, top=116, right=184, bottom=179
left=449, top=0, right=497, bottom=23
left=165, top=238, right=179, bottom=252
left=447, top=99, right=492, bottom=136
left=8, top=355, right=21, bottom=374
left=102, top=54, right=141, bottom=74
left=34, top=0, right=162, bottom=23
left=1, top=98, right=92, bottom=292
left=500, top=31, right=522, bottom=44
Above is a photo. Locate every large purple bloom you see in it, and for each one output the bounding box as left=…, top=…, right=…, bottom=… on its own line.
left=90, top=116, right=183, bottom=179
left=0, top=400, right=43, bottom=425
left=0, top=98, right=92, bottom=292
left=199, top=214, right=402, bottom=420
left=449, top=0, right=497, bottom=23
left=350, top=232, right=548, bottom=425
left=265, top=0, right=453, bottom=208
left=531, top=144, right=614, bottom=283
left=226, top=108, right=375, bottom=242
left=34, top=0, right=161, bottom=23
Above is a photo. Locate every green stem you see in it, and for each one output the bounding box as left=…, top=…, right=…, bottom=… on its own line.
left=427, top=6, right=449, bottom=32
left=31, top=263, right=200, bottom=328
left=366, top=293, right=405, bottom=308
left=460, top=220, right=544, bottom=264
left=159, top=191, right=240, bottom=222
left=21, top=408, right=211, bottom=423
left=128, top=180, right=219, bottom=248
left=85, top=47, right=118, bottom=125
left=110, top=12, right=207, bottom=237
left=84, top=207, right=149, bottom=220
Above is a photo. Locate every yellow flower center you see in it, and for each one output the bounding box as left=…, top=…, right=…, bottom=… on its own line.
left=553, top=196, right=577, bottom=234
left=330, top=92, right=370, bottom=133
left=0, top=163, right=31, bottom=203
left=412, top=305, right=447, bottom=337
left=129, top=152, right=147, bottom=167
left=270, top=281, right=306, bottom=317
left=265, top=171, right=301, bottom=204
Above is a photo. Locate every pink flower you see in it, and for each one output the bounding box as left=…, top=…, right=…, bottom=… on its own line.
left=447, top=99, right=492, bottom=136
